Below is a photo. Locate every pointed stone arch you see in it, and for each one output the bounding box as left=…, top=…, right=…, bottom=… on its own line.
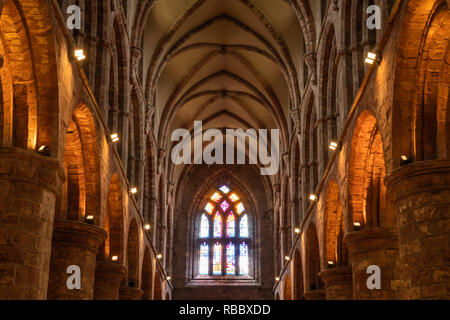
left=59, top=104, right=101, bottom=223
left=0, top=0, right=58, bottom=152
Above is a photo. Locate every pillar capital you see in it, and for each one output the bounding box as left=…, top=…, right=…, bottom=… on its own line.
left=0, top=146, right=65, bottom=195
left=52, top=220, right=107, bottom=252
left=94, top=261, right=128, bottom=300
left=48, top=220, right=107, bottom=300
left=303, top=289, right=326, bottom=300
left=319, top=266, right=353, bottom=300
left=119, top=287, right=144, bottom=300
left=344, top=227, right=400, bottom=300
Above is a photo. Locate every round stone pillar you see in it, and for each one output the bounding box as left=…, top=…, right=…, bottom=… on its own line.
left=319, top=266, right=353, bottom=300
left=0, top=147, right=64, bottom=299
left=119, top=287, right=144, bottom=300
left=93, top=261, right=127, bottom=300
left=386, top=160, right=450, bottom=299
left=47, top=220, right=107, bottom=300
left=303, top=289, right=326, bottom=300
left=344, top=227, right=400, bottom=299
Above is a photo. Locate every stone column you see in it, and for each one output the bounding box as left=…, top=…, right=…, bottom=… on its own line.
left=344, top=227, right=400, bottom=299
left=119, top=287, right=144, bottom=300
left=303, top=289, right=326, bottom=300
left=319, top=266, right=353, bottom=300
left=385, top=160, right=450, bottom=299
left=47, top=220, right=107, bottom=299
left=93, top=261, right=127, bottom=300
left=0, top=147, right=64, bottom=299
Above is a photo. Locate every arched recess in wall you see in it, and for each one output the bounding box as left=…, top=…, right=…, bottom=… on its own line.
left=126, top=218, right=140, bottom=288
left=140, top=247, right=153, bottom=300
left=324, top=180, right=347, bottom=267
left=305, top=223, right=323, bottom=292
left=153, top=270, right=163, bottom=300
left=319, top=23, right=339, bottom=166
left=0, top=0, right=58, bottom=152
left=393, top=0, right=450, bottom=165
left=283, top=273, right=292, bottom=300
left=99, top=173, right=125, bottom=262
left=58, top=104, right=101, bottom=223
left=348, top=111, right=393, bottom=229
left=293, top=249, right=304, bottom=300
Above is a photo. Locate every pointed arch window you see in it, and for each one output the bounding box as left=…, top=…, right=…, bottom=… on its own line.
left=196, top=185, right=252, bottom=277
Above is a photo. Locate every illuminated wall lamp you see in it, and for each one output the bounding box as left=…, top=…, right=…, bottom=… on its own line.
left=111, top=133, right=120, bottom=142
left=327, top=261, right=335, bottom=268
left=365, top=52, right=380, bottom=65
left=37, top=145, right=50, bottom=156
left=85, top=215, right=94, bottom=224
left=166, top=276, right=171, bottom=281
left=275, top=277, right=280, bottom=281
left=329, top=141, right=339, bottom=151
left=309, top=194, right=317, bottom=201
left=353, top=222, right=362, bottom=231
left=144, top=224, right=151, bottom=231
left=157, top=254, right=162, bottom=259
left=74, top=49, right=86, bottom=61
left=294, top=228, right=300, bottom=234
left=130, top=187, right=138, bottom=194
left=111, top=255, right=119, bottom=261
left=285, top=256, right=290, bottom=261
left=400, top=155, right=412, bottom=166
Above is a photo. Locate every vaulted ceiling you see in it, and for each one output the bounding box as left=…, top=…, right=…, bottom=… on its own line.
left=140, top=0, right=307, bottom=183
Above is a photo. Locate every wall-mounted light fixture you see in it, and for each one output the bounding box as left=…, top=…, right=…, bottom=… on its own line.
left=37, top=145, right=50, bottom=156
left=74, top=49, right=86, bottom=61
left=365, top=52, right=380, bottom=65
left=329, top=141, right=339, bottom=151
left=111, top=133, right=120, bottom=142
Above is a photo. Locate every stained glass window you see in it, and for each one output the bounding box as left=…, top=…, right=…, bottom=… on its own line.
left=226, top=213, right=235, bottom=238
left=213, top=243, right=222, bottom=275
left=236, top=202, right=245, bottom=215
left=205, top=202, right=214, bottom=214
left=239, top=242, right=249, bottom=275
left=226, top=243, right=236, bottom=275
left=220, top=200, right=230, bottom=212
left=196, top=186, right=251, bottom=277
left=199, top=242, right=209, bottom=275
left=200, top=214, right=209, bottom=238
left=240, top=214, right=249, bottom=238
left=213, top=212, right=222, bottom=237
left=211, top=192, right=222, bottom=202
left=229, top=193, right=239, bottom=202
